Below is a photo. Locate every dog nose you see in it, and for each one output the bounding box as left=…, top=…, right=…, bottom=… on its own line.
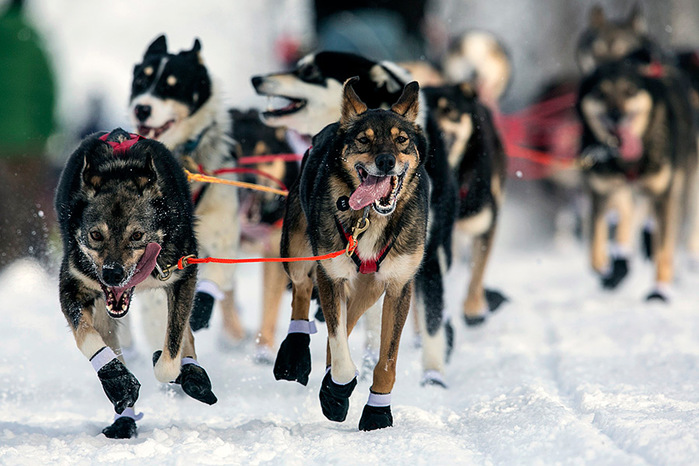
left=251, top=76, right=263, bottom=89
left=608, top=108, right=622, bottom=124
left=102, top=264, right=125, bottom=286
left=134, top=104, right=151, bottom=122
left=375, top=153, right=396, bottom=174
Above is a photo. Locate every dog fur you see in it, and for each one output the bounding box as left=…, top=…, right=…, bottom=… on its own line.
left=252, top=51, right=458, bottom=386
left=55, top=129, right=216, bottom=439
left=577, top=60, right=697, bottom=298
left=129, top=35, right=242, bottom=346
left=423, top=83, right=508, bottom=325
left=277, top=79, right=429, bottom=430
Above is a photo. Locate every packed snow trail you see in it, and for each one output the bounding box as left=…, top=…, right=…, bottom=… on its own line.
left=2, top=239, right=699, bottom=465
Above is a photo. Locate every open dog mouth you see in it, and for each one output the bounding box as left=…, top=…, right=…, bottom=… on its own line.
left=98, top=243, right=161, bottom=319
left=349, top=164, right=407, bottom=215
left=137, top=120, right=175, bottom=139
left=100, top=284, right=135, bottom=319
left=262, top=95, right=307, bottom=118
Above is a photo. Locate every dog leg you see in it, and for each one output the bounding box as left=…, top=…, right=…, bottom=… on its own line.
left=648, top=175, right=683, bottom=301
left=58, top=275, right=142, bottom=423
left=255, top=261, right=287, bottom=364
left=463, top=223, right=500, bottom=324
left=154, top=274, right=196, bottom=383
left=273, top=263, right=314, bottom=385
left=601, top=188, right=633, bottom=289
left=359, top=281, right=412, bottom=431
left=317, top=267, right=357, bottom=422
left=193, top=183, right=240, bottom=336
left=590, top=191, right=610, bottom=276
left=414, top=250, right=448, bottom=386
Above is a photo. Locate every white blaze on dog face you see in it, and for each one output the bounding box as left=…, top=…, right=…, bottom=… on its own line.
left=254, top=72, right=344, bottom=136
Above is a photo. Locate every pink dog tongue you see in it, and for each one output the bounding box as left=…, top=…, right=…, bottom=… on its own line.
left=617, top=126, right=643, bottom=162
left=349, top=175, right=392, bottom=211
left=111, top=242, right=162, bottom=301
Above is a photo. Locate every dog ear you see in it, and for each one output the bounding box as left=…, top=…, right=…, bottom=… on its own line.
left=81, top=155, right=102, bottom=193
left=627, top=3, right=647, bottom=33
left=340, top=77, right=368, bottom=128
left=588, top=5, right=605, bottom=29
left=391, top=81, right=420, bottom=123
left=191, top=38, right=204, bottom=65
left=145, top=34, right=167, bottom=57
left=134, top=148, right=159, bottom=192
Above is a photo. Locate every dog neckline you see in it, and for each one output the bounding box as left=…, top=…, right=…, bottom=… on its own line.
left=333, top=216, right=398, bottom=274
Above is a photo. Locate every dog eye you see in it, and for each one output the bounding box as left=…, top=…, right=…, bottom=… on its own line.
left=356, top=136, right=370, bottom=145
left=90, top=231, right=104, bottom=241
left=395, top=136, right=408, bottom=144
left=130, top=231, right=144, bottom=241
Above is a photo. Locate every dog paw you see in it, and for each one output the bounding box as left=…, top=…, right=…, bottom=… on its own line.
left=152, top=350, right=181, bottom=383
left=190, top=291, right=215, bottom=331
left=319, top=371, right=357, bottom=422
left=273, top=333, right=311, bottom=386
left=420, top=370, right=448, bottom=388
left=358, top=404, right=393, bottom=431
left=463, top=314, right=486, bottom=327
left=175, top=363, right=218, bottom=405
left=444, top=319, right=454, bottom=363
left=601, top=258, right=629, bottom=289
left=485, top=289, right=508, bottom=312
left=101, top=416, right=137, bottom=439
left=314, top=306, right=325, bottom=323
left=97, top=359, right=141, bottom=414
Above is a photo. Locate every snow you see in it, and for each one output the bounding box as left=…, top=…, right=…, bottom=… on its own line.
left=3, top=1, right=699, bottom=463
left=3, top=229, right=699, bottom=464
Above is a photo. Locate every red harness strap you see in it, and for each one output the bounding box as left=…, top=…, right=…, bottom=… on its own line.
left=99, top=131, right=145, bottom=154
left=334, top=217, right=394, bottom=274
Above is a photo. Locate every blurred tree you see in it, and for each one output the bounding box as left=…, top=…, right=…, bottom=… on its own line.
left=0, top=0, right=57, bottom=271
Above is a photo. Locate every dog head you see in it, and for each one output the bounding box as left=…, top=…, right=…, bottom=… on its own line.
left=442, top=31, right=511, bottom=106
left=251, top=51, right=414, bottom=136
left=336, top=78, right=425, bottom=216
left=576, top=4, right=649, bottom=74
left=76, top=129, right=168, bottom=318
left=130, top=34, right=212, bottom=146
left=578, top=62, right=654, bottom=163
left=423, top=83, right=480, bottom=168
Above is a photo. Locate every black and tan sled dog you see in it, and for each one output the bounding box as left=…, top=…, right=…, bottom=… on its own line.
left=55, top=129, right=217, bottom=439
left=577, top=61, right=697, bottom=300
left=275, top=79, right=428, bottom=430
left=423, top=83, right=508, bottom=324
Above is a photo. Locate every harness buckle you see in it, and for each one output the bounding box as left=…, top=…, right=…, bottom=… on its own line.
left=346, top=217, right=370, bottom=257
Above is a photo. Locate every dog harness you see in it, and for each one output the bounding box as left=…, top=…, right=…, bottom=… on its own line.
left=334, top=217, right=398, bottom=274
left=99, top=130, right=145, bottom=154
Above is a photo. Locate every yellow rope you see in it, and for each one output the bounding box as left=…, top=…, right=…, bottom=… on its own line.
left=184, top=169, right=288, bottom=197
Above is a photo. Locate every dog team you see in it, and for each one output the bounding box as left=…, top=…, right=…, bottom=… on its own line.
left=54, top=4, right=699, bottom=438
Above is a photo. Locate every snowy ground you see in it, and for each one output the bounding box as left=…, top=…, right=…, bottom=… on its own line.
left=2, top=224, right=699, bottom=464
